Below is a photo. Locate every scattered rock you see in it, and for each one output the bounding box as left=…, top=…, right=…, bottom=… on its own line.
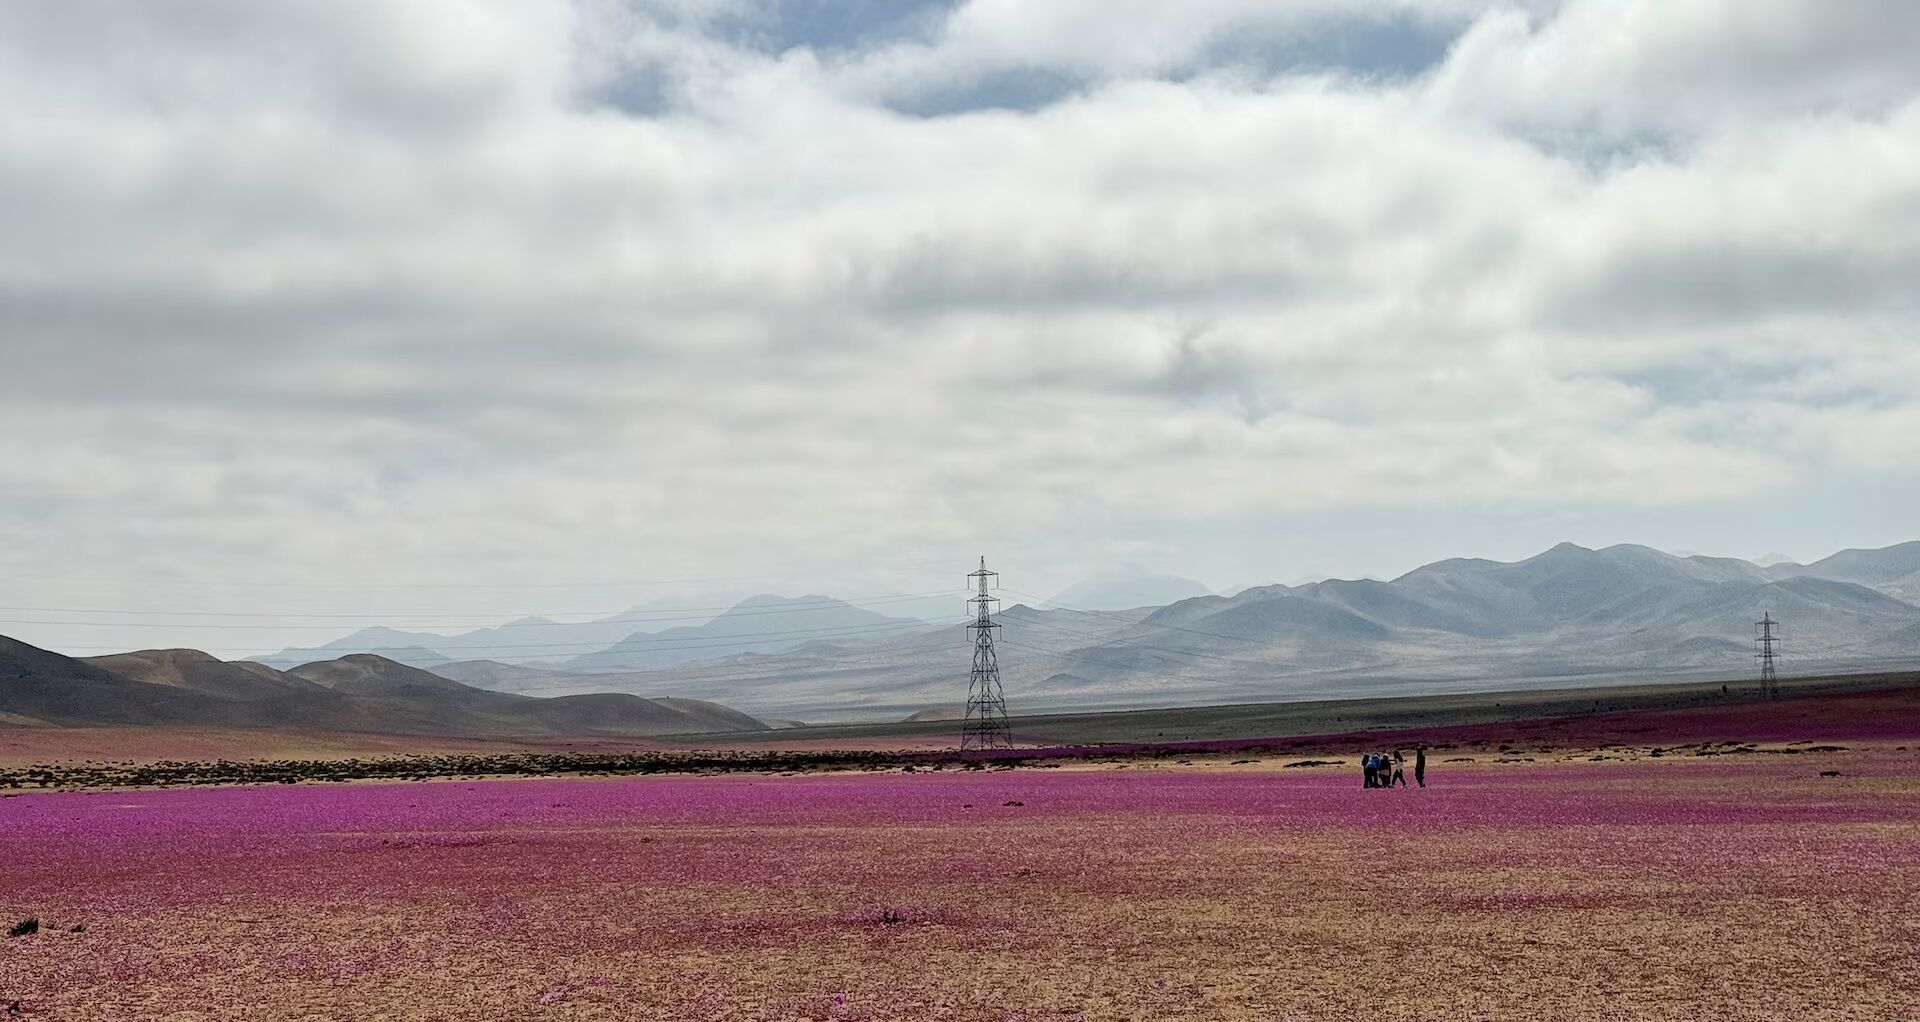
left=7, top=918, right=37, bottom=938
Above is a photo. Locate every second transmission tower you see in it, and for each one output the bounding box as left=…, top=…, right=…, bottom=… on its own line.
left=961, top=556, right=1012, bottom=751
left=1754, top=611, right=1780, bottom=699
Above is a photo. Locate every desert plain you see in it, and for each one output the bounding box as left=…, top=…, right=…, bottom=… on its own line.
left=3, top=683, right=1916, bottom=1020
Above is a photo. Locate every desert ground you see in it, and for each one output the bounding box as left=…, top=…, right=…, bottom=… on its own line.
left=4, top=683, right=1917, bottom=1020
left=5, top=670, right=1909, bottom=769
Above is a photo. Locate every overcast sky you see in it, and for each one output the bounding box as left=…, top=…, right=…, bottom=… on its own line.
left=3, top=0, right=1918, bottom=658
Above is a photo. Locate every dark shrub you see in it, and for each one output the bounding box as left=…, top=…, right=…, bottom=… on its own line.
left=7, top=918, right=37, bottom=937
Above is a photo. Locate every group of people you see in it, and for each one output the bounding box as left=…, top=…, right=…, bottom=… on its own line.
left=1362, top=747, right=1425, bottom=788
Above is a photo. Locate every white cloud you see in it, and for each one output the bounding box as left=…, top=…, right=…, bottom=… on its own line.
left=0, top=0, right=1916, bottom=651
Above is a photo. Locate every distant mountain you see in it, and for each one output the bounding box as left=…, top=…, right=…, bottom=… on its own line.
left=249, top=602, right=723, bottom=670
left=1050, top=573, right=1213, bottom=611
left=252, top=594, right=936, bottom=672
left=499, top=541, right=1920, bottom=721
left=3, top=637, right=767, bottom=737
left=428, top=659, right=579, bottom=693
left=558, top=594, right=933, bottom=673
left=27, top=540, right=1919, bottom=728
left=1768, top=541, right=1920, bottom=603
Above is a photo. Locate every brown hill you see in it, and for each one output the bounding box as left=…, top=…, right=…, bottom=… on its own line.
left=3, top=638, right=766, bottom=738
left=287, top=654, right=474, bottom=696
left=2, top=635, right=244, bottom=727
left=86, top=649, right=327, bottom=701
left=287, top=654, right=766, bottom=735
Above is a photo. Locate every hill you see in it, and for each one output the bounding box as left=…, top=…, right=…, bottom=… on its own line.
left=1, top=636, right=301, bottom=728
left=3, top=638, right=766, bottom=737
left=287, top=654, right=476, bottom=696
left=85, top=649, right=329, bottom=701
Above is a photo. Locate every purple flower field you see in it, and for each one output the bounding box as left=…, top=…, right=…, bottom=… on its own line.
left=4, top=738, right=1917, bottom=1020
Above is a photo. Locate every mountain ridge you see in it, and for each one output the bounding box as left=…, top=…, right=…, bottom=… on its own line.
left=3, top=638, right=767, bottom=737
left=465, top=541, right=1920, bottom=721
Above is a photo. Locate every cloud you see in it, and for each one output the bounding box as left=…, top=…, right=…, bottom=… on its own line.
left=0, top=0, right=1916, bottom=651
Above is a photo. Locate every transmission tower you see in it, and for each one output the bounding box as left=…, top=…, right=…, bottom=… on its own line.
left=1754, top=611, right=1780, bottom=699
left=961, top=556, right=1012, bottom=752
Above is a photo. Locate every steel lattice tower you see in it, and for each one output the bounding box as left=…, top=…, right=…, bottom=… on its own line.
left=1754, top=611, right=1780, bottom=699
left=961, top=556, right=1012, bottom=751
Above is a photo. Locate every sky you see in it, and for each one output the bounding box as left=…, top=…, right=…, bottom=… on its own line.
left=3, top=0, right=1918, bottom=659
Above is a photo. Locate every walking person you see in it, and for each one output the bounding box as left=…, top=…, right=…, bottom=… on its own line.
left=1415, top=746, right=1426, bottom=788
left=1390, top=757, right=1407, bottom=788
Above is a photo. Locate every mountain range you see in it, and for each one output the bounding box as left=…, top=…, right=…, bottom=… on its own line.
left=429, top=541, right=1920, bottom=721
left=8, top=541, right=1918, bottom=731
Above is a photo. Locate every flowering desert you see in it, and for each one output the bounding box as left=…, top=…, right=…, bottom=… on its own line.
left=4, top=693, right=1918, bottom=1021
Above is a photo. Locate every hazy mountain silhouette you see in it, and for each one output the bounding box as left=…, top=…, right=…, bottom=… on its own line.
left=252, top=594, right=931, bottom=672
left=429, top=658, right=577, bottom=692
left=1049, top=573, right=1213, bottom=611
left=558, top=595, right=930, bottom=672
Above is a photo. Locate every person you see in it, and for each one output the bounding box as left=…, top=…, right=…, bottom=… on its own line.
left=1390, top=756, right=1407, bottom=787
left=1415, top=746, right=1426, bottom=788
left=1362, top=754, right=1376, bottom=788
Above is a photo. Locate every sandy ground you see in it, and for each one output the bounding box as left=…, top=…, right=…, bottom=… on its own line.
left=3, top=718, right=1915, bottom=1020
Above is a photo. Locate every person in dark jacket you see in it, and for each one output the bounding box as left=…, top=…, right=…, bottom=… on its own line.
left=1414, top=747, right=1426, bottom=788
